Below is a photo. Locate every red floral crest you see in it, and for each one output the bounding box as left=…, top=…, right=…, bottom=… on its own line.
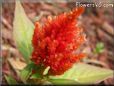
left=31, top=7, right=86, bottom=75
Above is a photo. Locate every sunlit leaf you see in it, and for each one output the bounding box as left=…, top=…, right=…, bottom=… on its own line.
left=43, top=66, right=50, bottom=75
left=49, top=63, right=113, bottom=84
left=48, top=79, right=79, bottom=85
left=13, top=1, right=34, bottom=63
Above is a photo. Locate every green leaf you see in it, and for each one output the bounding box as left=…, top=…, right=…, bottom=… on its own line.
left=4, top=75, right=18, bottom=84
left=30, top=66, right=50, bottom=79
left=30, top=73, right=42, bottom=79
left=49, top=63, right=113, bottom=84
left=13, top=1, right=34, bottom=63
left=20, top=62, right=34, bottom=83
left=94, top=42, right=104, bottom=54
left=48, top=79, right=79, bottom=85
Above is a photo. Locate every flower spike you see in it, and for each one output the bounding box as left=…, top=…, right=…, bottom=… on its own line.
left=31, top=7, right=86, bottom=75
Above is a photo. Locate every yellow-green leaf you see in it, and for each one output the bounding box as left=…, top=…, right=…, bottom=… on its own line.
left=49, top=63, right=113, bottom=84
left=20, top=63, right=34, bottom=83
left=13, top=1, right=34, bottom=63
left=48, top=79, right=79, bottom=85
left=4, top=75, right=18, bottom=84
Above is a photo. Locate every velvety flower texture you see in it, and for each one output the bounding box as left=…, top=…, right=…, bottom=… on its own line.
left=31, top=7, right=86, bottom=75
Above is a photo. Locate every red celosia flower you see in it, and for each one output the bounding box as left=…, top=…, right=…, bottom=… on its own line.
left=31, top=7, right=86, bottom=75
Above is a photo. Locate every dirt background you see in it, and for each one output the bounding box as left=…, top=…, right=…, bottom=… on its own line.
left=1, top=0, right=114, bottom=85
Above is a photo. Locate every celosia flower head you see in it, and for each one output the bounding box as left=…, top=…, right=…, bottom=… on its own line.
left=31, top=7, right=86, bottom=75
